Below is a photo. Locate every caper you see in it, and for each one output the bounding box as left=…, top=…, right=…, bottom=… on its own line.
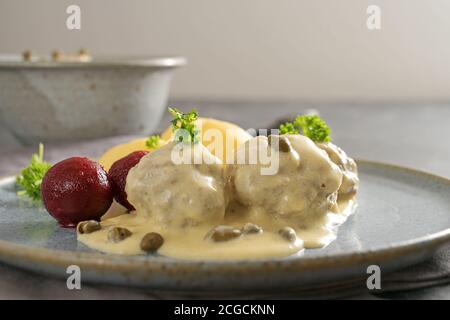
left=205, top=225, right=242, bottom=242
left=51, top=50, right=63, bottom=61
left=140, top=232, right=164, bottom=252
left=242, top=223, right=263, bottom=235
left=78, top=48, right=90, bottom=56
left=107, top=227, right=132, bottom=243
left=77, top=220, right=101, bottom=234
left=22, top=50, right=33, bottom=61
left=278, top=227, right=297, bottom=242
left=268, top=135, right=291, bottom=152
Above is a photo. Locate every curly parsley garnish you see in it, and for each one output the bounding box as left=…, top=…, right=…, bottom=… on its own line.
left=16, top=143, right=52, bottom=201
left=279, top=122, right=299, bottom=135
left=279, top=115, right=331, bottom=142
left=145, top=135, right=160, bottom=149
left=168, top=107, right=199, bottom=143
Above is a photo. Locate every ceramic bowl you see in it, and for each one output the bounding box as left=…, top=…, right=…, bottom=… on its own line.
left=0, top=55, right=186, bottom=145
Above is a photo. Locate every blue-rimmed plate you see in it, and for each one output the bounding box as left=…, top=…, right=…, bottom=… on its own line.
left=0, top=160, right=449, bottom=292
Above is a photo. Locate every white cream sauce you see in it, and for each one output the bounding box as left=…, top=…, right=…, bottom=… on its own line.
left=78, top=135, right=359, bottom=260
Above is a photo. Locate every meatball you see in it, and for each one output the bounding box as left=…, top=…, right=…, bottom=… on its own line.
left=126, top=141, right=227, bottom=227
left=231, top=135, right=343, bottom=220
left=316, top=142, right=359, bottom=196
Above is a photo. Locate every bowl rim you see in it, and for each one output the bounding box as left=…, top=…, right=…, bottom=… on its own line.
left=0, top=55, right=187, bottom=69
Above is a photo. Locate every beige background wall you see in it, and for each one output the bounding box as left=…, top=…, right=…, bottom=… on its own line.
left=0, top=0, right=449, bottom=101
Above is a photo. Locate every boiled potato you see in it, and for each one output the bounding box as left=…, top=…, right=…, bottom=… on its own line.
left=161, top=117, right=252, bottom=163
left=98, top=137, right=166, bottom=171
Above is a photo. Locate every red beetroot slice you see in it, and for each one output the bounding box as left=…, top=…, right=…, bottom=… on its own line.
left=41, top=157, right=113, bottom=227
left=108, top=151, right=148, bottom=211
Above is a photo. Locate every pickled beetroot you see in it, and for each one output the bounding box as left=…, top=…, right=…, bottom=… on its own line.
left=41, top=157, right=113, bottom=227
left=108, top=151, right=148, bottom=211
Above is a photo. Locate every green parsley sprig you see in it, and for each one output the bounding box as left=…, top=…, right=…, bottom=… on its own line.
left=279, top=115, right=331, bottom=142
left=279, top=122, right=298, bottom=135
left=168, top=107, right=199, bottom=143
left=16, top=143, right=52, bottom=201
left=145, top=135, right=160, bottom=149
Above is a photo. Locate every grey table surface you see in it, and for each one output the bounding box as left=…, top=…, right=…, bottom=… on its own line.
left=0, top=100, right=449, bottom=299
